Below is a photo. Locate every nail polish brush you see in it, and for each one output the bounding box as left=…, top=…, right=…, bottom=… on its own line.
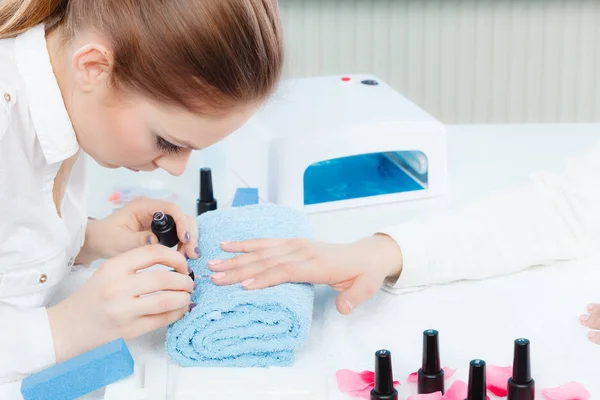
left=151, top=212, right=194, bottom=280
left=370, top=349, right=398, bottom=400
left=418, top=329, right=445, bottom=394
left=507, top=338, right=535, bottom=400
left=197, top=167, right=217, bottom=216
left=465, top=359, right=486, bottom=400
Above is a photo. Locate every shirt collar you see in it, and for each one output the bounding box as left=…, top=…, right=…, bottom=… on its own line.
left=14, top=24, right=79, bottom=164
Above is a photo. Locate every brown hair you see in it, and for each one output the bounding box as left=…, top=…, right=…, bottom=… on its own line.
left=0, top=0, right=284, bottom=113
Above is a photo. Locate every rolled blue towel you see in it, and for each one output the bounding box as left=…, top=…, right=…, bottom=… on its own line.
left=165, top=203, right=315, bottom=367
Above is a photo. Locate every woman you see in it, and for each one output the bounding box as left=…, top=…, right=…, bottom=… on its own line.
left=0, top=0, right=283, bottom=383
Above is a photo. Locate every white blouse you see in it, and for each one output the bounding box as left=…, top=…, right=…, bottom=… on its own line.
left=0, top=25, right=88, bottom=384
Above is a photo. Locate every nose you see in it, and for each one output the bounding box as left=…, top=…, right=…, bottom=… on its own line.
left=153, top=150, right=192, bottom=176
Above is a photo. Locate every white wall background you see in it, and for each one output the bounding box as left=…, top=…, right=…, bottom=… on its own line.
left=279, top=0, right=600, bottom=124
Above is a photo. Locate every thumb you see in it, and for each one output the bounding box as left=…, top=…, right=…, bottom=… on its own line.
left=140, top=231, right=159, bottom=247
left=335, top=274, right=378, bottom=315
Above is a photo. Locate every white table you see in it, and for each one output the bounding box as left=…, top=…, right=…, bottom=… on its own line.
left=59, top=124, right=600, bottom=398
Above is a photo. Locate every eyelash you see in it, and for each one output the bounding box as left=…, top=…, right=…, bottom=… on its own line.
left=156, top=136, right=182, bottom=155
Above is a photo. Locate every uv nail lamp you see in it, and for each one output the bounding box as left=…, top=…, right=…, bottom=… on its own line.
left=226, top=74, right=448, bottom=213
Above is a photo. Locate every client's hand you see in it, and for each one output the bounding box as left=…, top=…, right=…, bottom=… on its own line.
left=208, top=234, right=403, bottom=315
left=48, top=245, right=194, bottom=363
left=580, top=304, right=600, bottom=344
left=78, top=196, right=199, bottom=263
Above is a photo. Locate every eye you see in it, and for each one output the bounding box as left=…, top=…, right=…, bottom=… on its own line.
left=156, top=136, right=182, bottom=155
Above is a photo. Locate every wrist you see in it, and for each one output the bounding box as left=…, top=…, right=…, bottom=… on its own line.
left=359, top=234, right=403, bottom=280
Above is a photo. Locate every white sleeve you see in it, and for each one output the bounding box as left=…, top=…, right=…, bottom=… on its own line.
left=380, top=140, right=600, bottom=294
left=0, top=305, right=56, bottom=384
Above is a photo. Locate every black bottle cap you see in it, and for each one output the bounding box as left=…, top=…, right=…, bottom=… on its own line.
left=512, top=338, right=531, bottom=384
left=374, top=349, right=394, bottom=395
left=197, top=168, right=217, bottom=216
left=151, top=212, right=179, bottom=248
left=422, top=329, right=441, bottom=374
left=200, top=168, right=214, bottom=202
left=466, top=359, right=486, bottom=400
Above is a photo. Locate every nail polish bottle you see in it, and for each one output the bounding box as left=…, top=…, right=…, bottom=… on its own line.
left=507, top=338, right=535, bottom=400
left=418, top=329, right=445, bottom=394
left=370, top=349, right=398, bottom=400
left=465, top=359, right=486, bottom=400
left=151, top=212, right=179, bottom=247
left=151, top=212, right=194, bottom=280
left=197, top=167, right=217, bottom=216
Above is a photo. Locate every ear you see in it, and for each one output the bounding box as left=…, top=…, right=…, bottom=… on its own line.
left=71, top=44, right=114, bottom=92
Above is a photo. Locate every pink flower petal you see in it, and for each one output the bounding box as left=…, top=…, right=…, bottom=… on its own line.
left=407, top=366, right=456, bottom=383
left=486, top=365, right=512, bottom=397
left=408, top=371, right=418, bottom=383
left=443, top=366, right=456, bottom=379
left=407, top=391, right=444, bottom=400
left=541, top=382, right=591, bottom=400
left=336, top=369, right=375, bottom=392
left=336, top=369, right=400, bottom=397
left=444, top=380, right=468, bottom=400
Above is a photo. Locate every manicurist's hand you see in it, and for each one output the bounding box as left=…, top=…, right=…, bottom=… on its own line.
left=77, top=196, right=199, bottom=263
left=48, top=245, right=195, bottom=363
left=580, top=304, right=600, bottom=345
left=208, top=234, right=403, bottom=315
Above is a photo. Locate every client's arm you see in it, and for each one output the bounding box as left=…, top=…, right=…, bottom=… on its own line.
left=382, top=140, right=600, bottom=293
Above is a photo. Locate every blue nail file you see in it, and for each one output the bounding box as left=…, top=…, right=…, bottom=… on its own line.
left=231, top=187, right=259, bottom=207
left=20, top=338, right=134, bottom=400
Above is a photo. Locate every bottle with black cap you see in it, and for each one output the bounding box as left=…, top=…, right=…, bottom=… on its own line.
left=465, top=359, right=487, bottom=400
left=507, top=338, right=535, bottom=400
left=370, top=349, right=398, bottom=400
left=197, top=167, right=217, bottom=216
left=151, top=212, right=194, bottom=280
left=418, top=329, right=445, bottom=394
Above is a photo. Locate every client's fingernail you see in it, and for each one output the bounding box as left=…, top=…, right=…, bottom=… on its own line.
left=211, top=272, right=226, bottom=280
left=588, top=304, right=595, bottom=313
left=185, top=231, right=190, bottom=243
left=220, top=241, right=229, bottom=246
left=208, top=259, right=223, bottom=266
left=195, top=247, right=199, bottom=255
left=189, top=303, right=197, bottom=312
left=146, top=235, right=152, bottom=245
left=345, top=300, right=353, bottom=312
left=241, top=278, right=255, bottom=288
left=580, top=314, right=590, bottom=323
left=588, top=331, right=596, bottom=340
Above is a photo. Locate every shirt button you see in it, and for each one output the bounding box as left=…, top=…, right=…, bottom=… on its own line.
left=39, top=274, right=48, bottom=284
left=3, top=93, right=10, bottom=103
left=68, top=257, right=74, bottom=267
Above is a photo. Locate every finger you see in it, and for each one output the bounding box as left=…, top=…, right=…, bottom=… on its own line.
left=211, top=249, right=312, bottom=286
left=588, top=331, right=600, bottom=345
left=131, top=197, right=197, bottom=257
left=587, top=303, right=600, bottom=315
left=335, top=275, right=380, bottom=315
left=128, top=269, right=194, bottom=296
left=139, top=231, right=158, bottom=246
left=134, top=291, right=192, bottom=316
left=208, top=244, right=297, bottom=272
left=106, top=244, right=188, bottom=275
left=185, top=214, right=199, bottom=259
left=220, top=238, right=295, bottom=253
left=124, top=306, right=190, bottom=339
